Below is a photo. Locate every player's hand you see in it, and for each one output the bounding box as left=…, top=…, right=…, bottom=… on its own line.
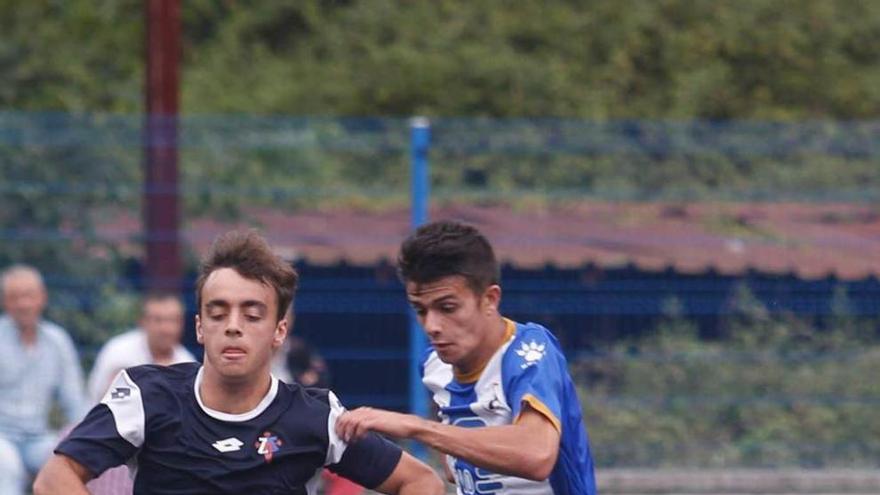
left=335, top=407, right=422, bottom=443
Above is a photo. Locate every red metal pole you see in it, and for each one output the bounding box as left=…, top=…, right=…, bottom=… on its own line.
left=144, top=0, right=181, bottom=291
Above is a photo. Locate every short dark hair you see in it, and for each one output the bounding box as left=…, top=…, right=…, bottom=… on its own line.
left=195, top=230, right=298, bottom=322
left=397, top=220, right=499, bottom=294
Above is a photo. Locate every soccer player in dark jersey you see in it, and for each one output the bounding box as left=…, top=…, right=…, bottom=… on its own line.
left=34, top=230, right=444, bottom=495
left=336, top=220, right=598, bottom=495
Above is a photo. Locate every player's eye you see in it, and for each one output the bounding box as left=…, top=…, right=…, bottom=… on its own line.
left=244, top=312, right=262, bottom=322
left=412, top=306, right=427, bottom=317
left=439, top=304, right=458, bottom=313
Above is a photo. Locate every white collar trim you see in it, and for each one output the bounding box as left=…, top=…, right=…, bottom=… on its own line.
left=194, top=366, right=279, bottom=422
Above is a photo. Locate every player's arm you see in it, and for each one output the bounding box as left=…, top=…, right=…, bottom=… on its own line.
left=324, top=390, right=444, bottom=494
left=33, top=454, right=93, bottom=495
left=336, top=404, right=561, bottom=481
left=47, top=369, right=145, bottom=491
left=373, top=451, right=445, bottom=495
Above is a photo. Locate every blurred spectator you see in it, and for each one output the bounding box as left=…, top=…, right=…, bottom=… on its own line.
left=270, top=307, right=330, bottom=388
left=273, top=335, right=331, bottom=388
left=87, top=291, right=195, bottom=402
left=83, top=291, right=195, bottom=495
left=0, top=265, right=86, bottom=495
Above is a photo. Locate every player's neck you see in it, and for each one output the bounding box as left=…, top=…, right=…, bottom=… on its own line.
left=199, top=365, right=273, bottom=415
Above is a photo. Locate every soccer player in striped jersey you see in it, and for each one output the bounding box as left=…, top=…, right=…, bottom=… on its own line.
left=336, top=220, right=598, bottom=495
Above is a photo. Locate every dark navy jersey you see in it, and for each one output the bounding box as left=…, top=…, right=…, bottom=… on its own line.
left=56, top=362, right=402, bottom=494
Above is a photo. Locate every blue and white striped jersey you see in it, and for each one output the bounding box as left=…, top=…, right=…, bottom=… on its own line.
left=56, top=362, right=402, bottom=494
left=421, top=319, right=597, bottom=495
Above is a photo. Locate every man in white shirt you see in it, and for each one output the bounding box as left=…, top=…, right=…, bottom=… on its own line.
left=87, top=292, right=195, bottom=402
left=0, top=265, right=86, bottom=495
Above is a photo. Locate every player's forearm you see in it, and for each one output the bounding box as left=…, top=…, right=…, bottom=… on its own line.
left=33, top=455, right=92, bottom=495
left=336, top=407, right=559, bottom=480
left=375, top=451, right=445, bottom=495
left=394, top=473, right=445, bottom=495
left=412, top=420, right=555, bottom=481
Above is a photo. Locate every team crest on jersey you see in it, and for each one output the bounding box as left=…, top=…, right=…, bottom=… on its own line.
left=255, top=431, right=283, bottom=462
left=515, top=340, right=546, bottom=369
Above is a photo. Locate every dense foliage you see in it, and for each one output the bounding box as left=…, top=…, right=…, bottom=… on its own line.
left=2, top=1, right=880, bottom=119
left=576, top=287, right=880, bottom=467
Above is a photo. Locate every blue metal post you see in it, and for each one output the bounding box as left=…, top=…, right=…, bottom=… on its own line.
left=409, top=117, right=430, bottom=458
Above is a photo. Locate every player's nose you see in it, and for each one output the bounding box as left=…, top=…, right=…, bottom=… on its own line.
left=224, top=313, right=244, bottom=337
left=422, top=310, right=442, bottom=335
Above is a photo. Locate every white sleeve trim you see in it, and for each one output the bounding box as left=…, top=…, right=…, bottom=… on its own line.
left=100, top=370, right=146, bottom=448
left=324, top=391, right=349, bottom=466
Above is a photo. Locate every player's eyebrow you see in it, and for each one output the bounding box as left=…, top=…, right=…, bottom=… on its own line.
left=204, top=300, right=229, bottom=311
left=240, top=300, right=268, bottom=312
left=204, top=300, right=267, bottom=313
left=428, top=295, right=459, bottom=305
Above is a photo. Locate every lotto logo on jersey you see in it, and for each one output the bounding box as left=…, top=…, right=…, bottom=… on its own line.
left=110, top=387, right=131, bottom=400
left=212, top=437, right=244, bottom=453
left=256, top=431, right=283, bottom=462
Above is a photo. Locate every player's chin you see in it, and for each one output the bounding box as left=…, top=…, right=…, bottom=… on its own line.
left=215, top=367, right=254, bottom=383
left=433, top=347, right=459, bottom=364
left=214, top=358, right=252, bottom=376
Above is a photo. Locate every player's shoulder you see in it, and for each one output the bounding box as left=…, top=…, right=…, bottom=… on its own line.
left=99, top=363, right=199, bottom=423
left=293, top=382, right=330, bottom=403
left=502, top=320, right=563, bottom=372
left=124, top=361, right=200, bottom=389
left=278, top=380, right=335, bottom=412
left=114, top=363, right=200, bottom=416
left=509, top=321, right=561, bottom=351
left=275, top=381, right=343, bottom=438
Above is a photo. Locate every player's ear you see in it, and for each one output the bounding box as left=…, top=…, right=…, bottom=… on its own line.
left=272, top=317, right=288, bottom=348
left=195, top=314, right=204, bottom=344
left=483, top=284, right=501, bottom=315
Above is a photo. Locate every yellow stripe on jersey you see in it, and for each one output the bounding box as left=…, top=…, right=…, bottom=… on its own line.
left=516, top=393, right=562, bottom=434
